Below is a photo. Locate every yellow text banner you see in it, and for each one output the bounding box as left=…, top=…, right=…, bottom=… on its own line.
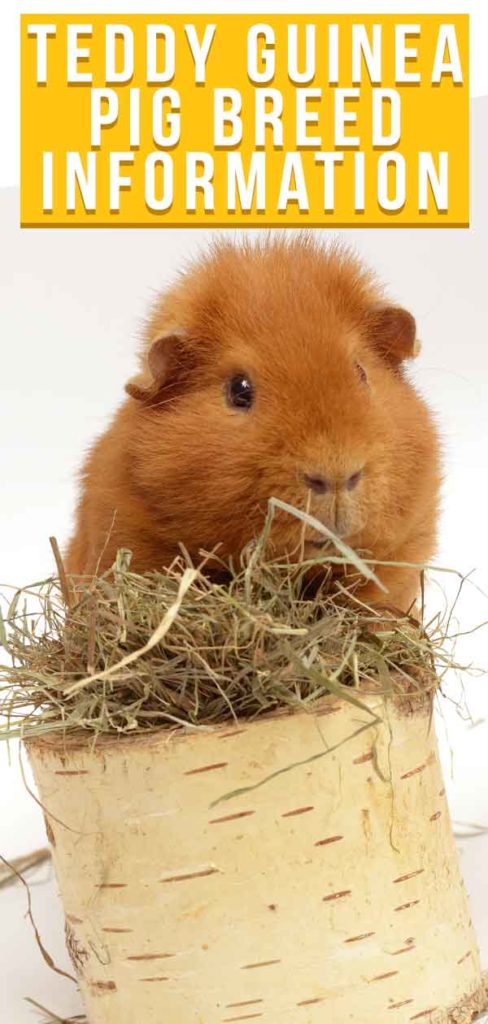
left=21, top=14, right=469, bottom=227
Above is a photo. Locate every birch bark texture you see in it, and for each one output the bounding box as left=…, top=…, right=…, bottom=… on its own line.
left=27, top=695, right=487, bottom=1024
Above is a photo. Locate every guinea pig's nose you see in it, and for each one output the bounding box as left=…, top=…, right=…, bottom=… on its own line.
left=303, top=468, right=364, bottom=494
left=303, top=472, right=331, bottom=495
left=345, top=468, right=364, bottom=491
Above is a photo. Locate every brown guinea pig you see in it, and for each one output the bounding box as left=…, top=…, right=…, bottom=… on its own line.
left=66, top=234, right=442, bottom=612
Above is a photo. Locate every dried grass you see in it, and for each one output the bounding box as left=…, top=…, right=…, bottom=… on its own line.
left=24, top=999, right=86, bottom=1024
left=0, top=848, right=50, bottom=890
left=0, top=501, right=470, bottom=743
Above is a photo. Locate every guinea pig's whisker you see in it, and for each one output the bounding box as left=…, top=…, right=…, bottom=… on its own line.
left=149, top=394, right=182, bottom=411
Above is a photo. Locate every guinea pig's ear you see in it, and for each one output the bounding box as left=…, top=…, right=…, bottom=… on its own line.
left=125, top=331, right=190, bottom=402
left=365, top=306, right=420, bottom=367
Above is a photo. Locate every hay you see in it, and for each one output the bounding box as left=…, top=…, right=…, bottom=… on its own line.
left=0, top=502, right=466, bottom=742
left=24, top=1000, right=86, bottom=1024
left=0, top=847, right=50, bottom=890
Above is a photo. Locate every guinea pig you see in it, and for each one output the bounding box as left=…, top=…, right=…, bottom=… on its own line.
left=66, top=234, right=442, bottom=612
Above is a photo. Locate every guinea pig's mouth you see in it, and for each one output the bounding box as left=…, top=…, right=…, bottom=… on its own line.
left=307, top=537, right=331, bottom=549
left=304, top=534, right=346, bottom=551
left=303, top=506, right=367, bottom=544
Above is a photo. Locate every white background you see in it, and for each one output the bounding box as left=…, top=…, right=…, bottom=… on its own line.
left=1, top=2, right=487, bottom=1022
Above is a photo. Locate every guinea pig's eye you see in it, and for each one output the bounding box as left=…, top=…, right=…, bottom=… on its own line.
left=356, top=362, right=368, bottom=385
left=226, top=374, right=255, bottom=410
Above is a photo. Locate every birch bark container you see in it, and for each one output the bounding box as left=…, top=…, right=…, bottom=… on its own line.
left=27, top=693, right=486, bottom=1024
